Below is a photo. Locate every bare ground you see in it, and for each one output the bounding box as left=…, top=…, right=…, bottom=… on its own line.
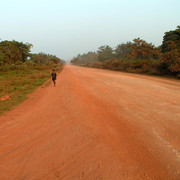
left=0, top=65, right=180, bottom=179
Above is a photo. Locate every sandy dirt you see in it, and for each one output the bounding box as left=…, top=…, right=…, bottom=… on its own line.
left=0, top=65, right=180, bottom=180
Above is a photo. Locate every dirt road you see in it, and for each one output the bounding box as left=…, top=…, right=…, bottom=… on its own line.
left=0, top=65, right=180, bottom=179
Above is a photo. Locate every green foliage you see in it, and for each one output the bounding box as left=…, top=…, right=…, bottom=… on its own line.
left=0, top=41, right=22, bottom=66
left=115, top=43, right=132, bottom=59
left=0, top=40, right=32, bottom=69
left=0, top=40, right=63, bottom=72
left=161, top=41, right=180, bottom=73
left=161, top=26, right=180, bottom=54
left=71, top=52, right=98, bottom=65
left=97, top=45, right=114, bottom=61
left=126, top=38, right=160, bottom=60
left=12, top=40, right=33, bottom=62
left=85, top=58, right=161, bottom=75
left=160, top=26, right=180, bottom=74
left=31, top=53, right=61, bottom=64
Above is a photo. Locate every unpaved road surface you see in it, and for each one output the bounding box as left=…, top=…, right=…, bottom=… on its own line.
left=0, top=65, right=180, bottom=179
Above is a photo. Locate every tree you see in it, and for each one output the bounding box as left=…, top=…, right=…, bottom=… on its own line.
left=161, top=26, right=180, bottom=74
left=97, top=45, right=114, bottom=61
left=12, top=40, right=33, bottom=62
left=114, top=42, right=132, bottom=58
left=161, top=26, right=180, bottom=54
left=0, top=41, right=22, bottom=64
left=161, top=41, right=180, bottom=73
left=71, top=52, right=98, bottom=65
left=126, top=38, right=160, bottom=60
left=0, top=40, right=32, bottom=65
left=31, top=53, right=61, bottom=64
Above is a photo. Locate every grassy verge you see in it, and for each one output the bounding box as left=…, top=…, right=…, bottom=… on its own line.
left=0, top=63, right=63, bottom=115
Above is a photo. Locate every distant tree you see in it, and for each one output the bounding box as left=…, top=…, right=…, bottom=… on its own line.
left=31, top=53, right=61, bottom=64
left=85, top=52, right=98, bottom=62
left=71, top=52, right=98, bottom=65
left=97, top=45, right=114, bottom=62
left=114, top=42, right=132, bottom=58
left=126, top=38, right=160, bottom=60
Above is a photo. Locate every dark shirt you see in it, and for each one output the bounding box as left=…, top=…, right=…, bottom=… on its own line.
left=51, top=73, right=57, bottom=80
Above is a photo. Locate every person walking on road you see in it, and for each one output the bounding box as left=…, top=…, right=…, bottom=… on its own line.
left=51, top=69, right=57, bottom=87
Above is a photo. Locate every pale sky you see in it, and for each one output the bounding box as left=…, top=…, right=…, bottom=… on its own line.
left=0, top=0, right=180, bottom=60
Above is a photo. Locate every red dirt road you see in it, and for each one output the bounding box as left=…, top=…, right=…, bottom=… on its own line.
left=0, top=65, right=180, bottom=179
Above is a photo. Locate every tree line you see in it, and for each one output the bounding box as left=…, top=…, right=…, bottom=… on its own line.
left=71, top=26, right=180, bottom=78
left=0, top=40, right=63, bottom=71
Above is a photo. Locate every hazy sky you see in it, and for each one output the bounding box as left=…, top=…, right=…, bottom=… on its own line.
left=1, top=0, right=180, bottom=60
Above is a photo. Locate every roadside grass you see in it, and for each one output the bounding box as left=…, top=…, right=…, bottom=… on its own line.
left=0, top=64, right=63, bottom=115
